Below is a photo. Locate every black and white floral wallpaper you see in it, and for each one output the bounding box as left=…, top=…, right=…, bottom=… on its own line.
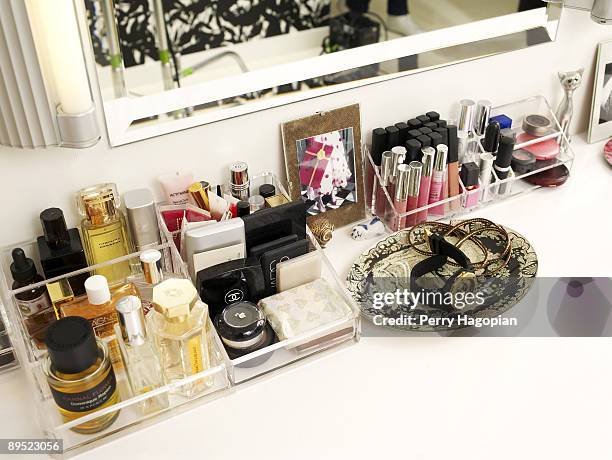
left=86, top=0, right=330, bottom=68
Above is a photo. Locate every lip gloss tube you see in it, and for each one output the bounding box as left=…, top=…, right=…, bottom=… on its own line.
left=388, top=146, right=406, bottom=199
left=446, top=125, right=460, bottom=212
left=416, top=147, right=435, bottom=223
left=405, top=162, right=422, bottom=228
left=479, top=152, right=495, bottom=202
left=428, top=144, right=448, bottom=216
left=375, top=151, right=393, bottom=218
left=392, top=164, right=410, bottom=231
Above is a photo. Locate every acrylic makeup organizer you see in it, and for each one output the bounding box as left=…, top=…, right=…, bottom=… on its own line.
left=0, top=174, right=360, bottom=457
left=0, top=302, right=18, bottom=374
left=365, top=96, right=575, bottom=231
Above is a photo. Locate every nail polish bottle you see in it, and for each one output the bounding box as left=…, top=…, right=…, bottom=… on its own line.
left=405, top=162, right=422, bottom=227
left=446, top=125, right=461, bottom=212
left=375, top=152, right=393, bottom=218
left=37, top=208, right=89, bottom=296
left=416, top=147, right=435, bottom=223
left=460, top=162, right=480, bottom=209
left=392, top=164, right=410, bottom=231
left=428, top=145, right=448, bottom=216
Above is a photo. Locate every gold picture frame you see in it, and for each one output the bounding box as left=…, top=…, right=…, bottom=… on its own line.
left=281, top=104, right=365, bottom=228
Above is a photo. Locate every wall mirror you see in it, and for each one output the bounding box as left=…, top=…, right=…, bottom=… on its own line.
left=83, top=0, right=562, bottom=146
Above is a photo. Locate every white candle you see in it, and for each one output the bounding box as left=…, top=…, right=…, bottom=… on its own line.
left=28, top=0, right=92, bottom=115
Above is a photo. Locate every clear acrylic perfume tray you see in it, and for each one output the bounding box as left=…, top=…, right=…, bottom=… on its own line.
left=157, top=172, right=360, bottom=385
left=365, top=95, right=575, bottom=231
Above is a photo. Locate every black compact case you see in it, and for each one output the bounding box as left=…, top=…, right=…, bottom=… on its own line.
left=260, top=239, right=310, bottom=296
left=196, top=257, right=266, bottom=319
left=240, top=201, right=309, bottom=251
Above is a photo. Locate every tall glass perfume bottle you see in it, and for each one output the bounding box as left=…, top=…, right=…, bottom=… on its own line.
left=60, top=275, right=139, bottom=365
left=76, top=183, right=131, bottom=285
left=148, top=278, right=211, bottom=398
left=44, top=316, right=120, bottom=434
left=115, top=296, right=168, bottom=414
left=37, top=208, right=89, bottom=296
left=10, top=248, right=55, bottom=349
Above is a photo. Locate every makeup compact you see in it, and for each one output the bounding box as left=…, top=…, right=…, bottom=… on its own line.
left=260, top=239, right=309, bottom=296
left=517, top=114, right=559, bottom=161
left=196, top=257, right=266, bottom=319
left=214, top=302, right=276, bottom=360
left=511, top=149, right=537, bottom=175
left=276, top=251, right=323, bottom=293
left=524, top=164, right=570, bottom=187
left=249, top=234, right=299, bottom=260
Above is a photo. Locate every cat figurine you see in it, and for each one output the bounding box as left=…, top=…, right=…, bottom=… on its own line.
left=556, top=69, right=584, bottom=143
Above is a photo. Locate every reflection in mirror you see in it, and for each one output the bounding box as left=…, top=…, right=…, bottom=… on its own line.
left=84, top=0, right=560, bottom=144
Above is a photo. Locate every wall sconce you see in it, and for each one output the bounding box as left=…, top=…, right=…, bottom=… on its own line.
left=0, top=0, right=100, bottom=149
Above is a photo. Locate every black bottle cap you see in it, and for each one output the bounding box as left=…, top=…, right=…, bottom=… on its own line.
left=395, top=122, right=409, bottom=145
left=371, top=128, right=388, bottom=165
left=259, top=184, right=276, bottom=199
left=436, top=120, right=448, bottom=128
left=447, top=125, right=459, bottom=163
left=433, top=127, right=448, bottom=146
left=407, top=129, right=422, bottom=140
left=214, top=301, right=266, bottom=344
left=405, top=139, right=422, bottom=163
left=460, top=162, right=480, bottom=187
left=407, top=118, right=422, bottom=130
left=418, top=127, right=433, bottom=136
left=428, top=132, right=444, bottom=148
left=237, top=201, right=251, bottom=217
left=483, top=121, right=501, bottom=153
left=496, top=136, right=515, bottom=169
left=40, top=208, right=70, bottom=248
left=426, top=111, right=440, bottom=122
left=424, top=122, right=438, bottom=130
left=417, top=115, right=431, bottom=124
left=10, top=248, right=36, bottom=282
left=216, top=185, right=223, bottom=198
left=417, top=135, right=432, bottom=148
left=385, top=126, right=400, bottom=149
left=45, top=317, right=99, bottom=374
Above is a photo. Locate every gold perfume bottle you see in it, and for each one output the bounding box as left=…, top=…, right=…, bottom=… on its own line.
left=60, top=275, right=139, bottom=365
left=148, top=278, right=211, bottom=398
left=44, top=316, right=120, bottom=434
left=77, top=183, right=131, bottom=285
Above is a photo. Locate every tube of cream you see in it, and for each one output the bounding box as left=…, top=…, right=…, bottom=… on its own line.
left=158, top=172, right=194, bottom=205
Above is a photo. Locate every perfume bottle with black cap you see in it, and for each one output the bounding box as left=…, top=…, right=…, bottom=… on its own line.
left=37, top=208, right=88, bottom=296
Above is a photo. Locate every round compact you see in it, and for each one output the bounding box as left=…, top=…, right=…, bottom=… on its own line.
left=522, top=114, right=552, bottom=137
left=511, top=149, right=536, bottom=175
left=214, top=301, right=275, bottom=360
left=524, top=164, right=570, bottom=187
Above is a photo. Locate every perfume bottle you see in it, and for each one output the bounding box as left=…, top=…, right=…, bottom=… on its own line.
left=77, top=183, right=131, bottom=285
left=115, top=296, right=169, bottom=414
left=10, top=248, right=55, bottom=348
left=60, top=275, right=139, bottom=365
left=148, top=278, right=211, bottom=398
left=44, top=316, right=120, bottom=434
left=127, top=249, right=169, bottom=303
left=37, top=208, right=89, bottom=296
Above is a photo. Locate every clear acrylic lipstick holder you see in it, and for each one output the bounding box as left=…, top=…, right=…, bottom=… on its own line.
left=0, top=173, right=360, bottom=457
left=365, top=96, right=575, bottom=231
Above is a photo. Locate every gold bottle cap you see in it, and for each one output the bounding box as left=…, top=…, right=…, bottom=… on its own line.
left=188, top=181, right=210, bottom=211
left=76, top=183, right=119, bottom=225
left=152, top=278, right=197, bottom=320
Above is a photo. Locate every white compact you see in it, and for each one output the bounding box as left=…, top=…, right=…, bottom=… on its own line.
left=276, top=251, right=322, bottom=293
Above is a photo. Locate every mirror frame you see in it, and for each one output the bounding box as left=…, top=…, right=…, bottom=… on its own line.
left=81, top=2, right=563, bottom=146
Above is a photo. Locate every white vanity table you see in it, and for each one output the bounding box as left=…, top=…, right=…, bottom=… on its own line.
left=0, top=134, right=609, bottom=459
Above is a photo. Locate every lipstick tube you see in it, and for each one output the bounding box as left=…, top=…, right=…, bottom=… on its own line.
left=495, top=136, right=515, bottom=195
left=405, top=162, right=422, bottom=228
left=446, top=125, right=460, bottom=212
left=416, top=147, right=435, bottom=223
left=375, top=151, right=393, bottom=218
left=458, top=99, right=476, bottom=135
left=474, top=100, right=492, bottom=137
left=388, top=146, right=406, bottom=199
left=392, top=164, right=410, bottom=231
left=428, top=145, right=448, bottom=216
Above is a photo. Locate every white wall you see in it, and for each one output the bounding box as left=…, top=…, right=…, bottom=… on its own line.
left=0, top=8, right=610, bottom=248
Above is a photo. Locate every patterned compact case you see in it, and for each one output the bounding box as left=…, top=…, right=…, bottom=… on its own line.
left=258, top=278, right=353, bottom=341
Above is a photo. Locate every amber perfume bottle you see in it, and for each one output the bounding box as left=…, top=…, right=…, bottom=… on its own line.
left=148, top=279, right=211, bottom=398
left=60, top=275, right=139, bottom=365
left=37, top=208, right=89, bottom=296
left=44, top=316, right=120, bottom=434
left=115, top=296, right=169, bottom=414
left=10, top=248, right=55, bottom=349
left=76, top=183, right=131, bottom=285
